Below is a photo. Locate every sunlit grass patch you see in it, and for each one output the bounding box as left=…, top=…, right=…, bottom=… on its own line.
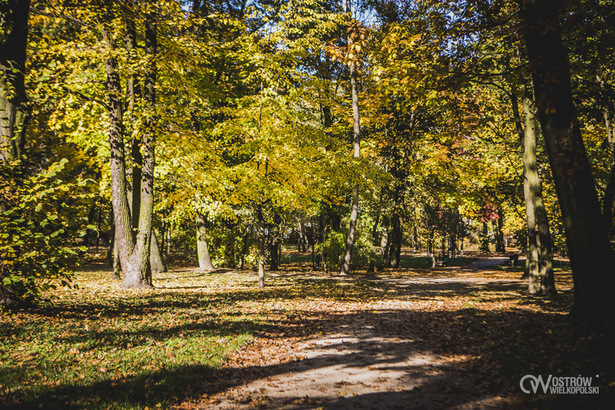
left=0, top=269, right=258, bottom=409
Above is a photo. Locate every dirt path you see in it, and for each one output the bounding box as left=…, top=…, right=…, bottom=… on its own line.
left=180, top=258, right=527, bottom=409
left=203, top=311, right=505, bottom=409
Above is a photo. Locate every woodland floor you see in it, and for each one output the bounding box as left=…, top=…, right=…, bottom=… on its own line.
left=1, top=252, right=614, bottom=409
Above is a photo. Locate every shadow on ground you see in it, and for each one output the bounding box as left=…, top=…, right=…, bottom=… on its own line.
left=4, top=264, right=613, bottom=409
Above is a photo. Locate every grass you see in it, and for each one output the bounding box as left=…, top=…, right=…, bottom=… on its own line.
left=0, top=270, right=260, bottom=409
left=280, top=249, right=478, bottom=269
left=1, top=259, right=613, bottom=409
left=398, top=255, right=478, bottom=268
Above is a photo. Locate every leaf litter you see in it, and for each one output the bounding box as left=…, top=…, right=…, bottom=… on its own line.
left=1, top=258, right=613, bottom=409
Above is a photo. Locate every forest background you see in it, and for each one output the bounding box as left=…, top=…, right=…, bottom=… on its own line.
left=2, top=0, right=615, bottom=324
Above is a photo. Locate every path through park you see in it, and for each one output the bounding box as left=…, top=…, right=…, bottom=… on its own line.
left=179, top=257, right=533, bottom=409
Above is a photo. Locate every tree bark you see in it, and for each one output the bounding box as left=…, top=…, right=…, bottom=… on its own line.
left=518, top=0, right=614, bottom=320
left=480, top=221, right=490, bottom=252
left=125, top=17, right=142, bottom=236
left=388, top=212, right=402, bottom=267
left=103, top=10, right=157, bottom=289
left=297, top=221, right=306, bottom=252
left=519, top=93, right=555, bottom=294
left=150, top=230, right=166, bottom=273
left=493, top=208, right=506, bottom=253
left=0, top=0, right=30, bottom=163
left=340, top=0, right=361, bottom=276
left=196, top=213, right=214, bottom=271
left=257, top=203, right=265, bottom=288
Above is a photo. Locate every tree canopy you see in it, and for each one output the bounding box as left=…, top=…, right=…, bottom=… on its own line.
left=1, top=0, right=614, bottom=325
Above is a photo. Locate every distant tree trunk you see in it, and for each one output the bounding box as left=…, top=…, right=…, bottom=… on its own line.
left=164, top=222, right=172, bottom=262
left=257, top=203, right=265, bottom=288
left=270, top=240, right=280, bottom=271
left=440, top=236, right=446, bottom=256
left=340, top=0, right=361, bottom=276
left=0, top=0, right=30, bottom=163
left=196, top=213, right=214, bottom=271
left=297, top=221, right=306, bottom=252
left=311, top=219, right=317, bottom=269
left=479, top=222, right=490, bottom=252
left=518, top=0, right=614, bottom=320
left=150, top=230, right=166, bottom=273
left=388, top=211, right=403, bottom=268
left=493, top=208, right=505, bottom=253
left=107, top=212, right=115, bottom=262
left=372, top=190, right=383, bottom=246
left=269, top=213, right=281, bottom=271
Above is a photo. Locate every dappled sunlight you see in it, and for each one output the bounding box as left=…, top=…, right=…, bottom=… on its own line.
left=1, top=261, right=611, bottom=409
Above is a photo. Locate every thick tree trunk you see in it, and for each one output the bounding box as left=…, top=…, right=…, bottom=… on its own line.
left=518, top=0, right=614, bottom=321
left=103, top=13, right=157, bottom=289
left=0, top=0, right=30, bottom=163
left=520, top=93, right=555, bottom=294
left=196, top=213, right=214, bottom=271
left=340, top=0, right=361, bottom=276
left=125, top=17, right=142, bottom=235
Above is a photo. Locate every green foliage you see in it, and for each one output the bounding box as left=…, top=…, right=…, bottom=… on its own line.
left=0, top=159, right=91, bottom=304
left=316, top=230, right=345, bottom=272
left=317, top=212, right=378, bottom=272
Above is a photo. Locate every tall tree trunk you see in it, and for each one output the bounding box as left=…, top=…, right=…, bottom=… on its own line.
left=196, top=213, right=214, bottom=271
left=518, top=0, right=614, bottom=321
left=125, top=17, right=142, bottom=236
left=103, top=11, right=157, bottom=289
left=340, top=0, right=361, bottom=276
left=0, top=0, right=30, bottom=163
left=520, top=93, right=555, bottom=294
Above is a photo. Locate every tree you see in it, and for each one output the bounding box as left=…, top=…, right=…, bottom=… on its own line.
left=518, top=0, right=615, bottom=322
left=0, top=0, right=31, bottom=162
left=339, top=0, right=363, bottom=275
left=511, top=88, right=555, bottom=294
left=103, top=5, right=158, bottom=289
left=196, top=213, right=215, bottom=271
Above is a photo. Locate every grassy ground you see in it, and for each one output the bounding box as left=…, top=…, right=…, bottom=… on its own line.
left=0, top=269, right=260, bottom=409
left=1, top=257, right=613, bottom=409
